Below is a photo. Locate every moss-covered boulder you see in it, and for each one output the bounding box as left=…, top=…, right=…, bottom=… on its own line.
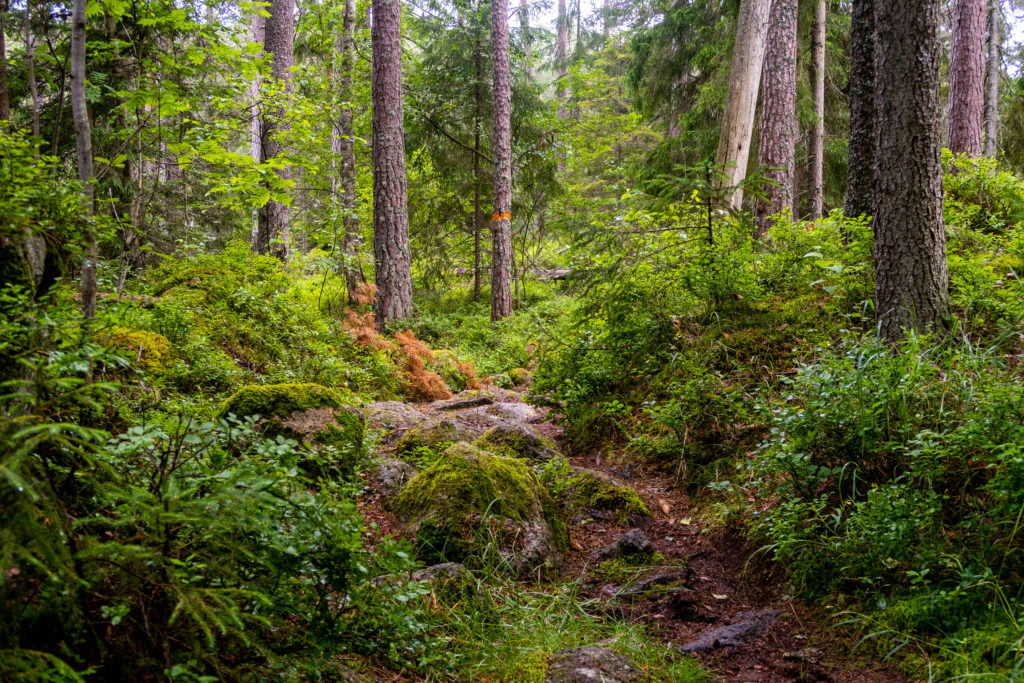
left=393, top=417, right=462, bottom=457
left=568, top=468, right=650, bottom=523
left=98, top=326, right=173, bottom=374
left=363, top=401, right=427, bottom=430
left=508, top=367, right=531, bottom=386
left=390, top=442, right=568, bottom=573
left=219, top=383, right=364, bottom=479
left=474, top=423, right=559, bottom=461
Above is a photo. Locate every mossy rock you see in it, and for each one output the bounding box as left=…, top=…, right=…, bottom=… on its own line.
left=393, top=417, right=462, bottom=457
left=569, top=468, right=650, bottom=523
left=390, top=442, right=568, bottom=573
left=0, top=238, right=35, bottom=299
left=219, top=383, right=364, bottom=479
left=508, top=367, right=531, bottom=386
left=490, top=372, right=514, bottom=389
left=98, top=326, right=173, bottom=374
left=474, top=423, right=559, bottom=461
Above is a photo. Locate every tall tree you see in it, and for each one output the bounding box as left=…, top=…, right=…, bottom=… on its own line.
left=754, top=0, right=797, bottom=233
left=714, top=0, right=771, bottom=210
left=845, top=0, right=874, bottom=219
left=807, top=0, right=826, bottom=219
left=947, top=0, right=986, bottom=157
left=984, top=0, right=1000, bottom=157
left=874, top=0, right=949, bottom=340
left=249, top=9, right=265, bottom=246
left=25, top=0, right=40, bottom=139
left=491, top=0, right=513, bottom=321
left=0, top=0, right=8, bottom=121
left=473, top=19, right=484, bottom=301
left=255, top=0, right=295, bottom=260
left=555, top=0, right=567, bottom=117
left=335, top=0, right=362, bottom=297
left=71, top=0, right=97, bottom=318
left=371, top=0, right=414, bottom=324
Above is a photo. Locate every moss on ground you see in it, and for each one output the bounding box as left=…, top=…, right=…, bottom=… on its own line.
left=100, top=326, right=173, bottom=373
left=571, top=468, right=650, bottom=522
left=394, top=418, right=460, bottom=458
left=473, top=423, right=558, bottom=461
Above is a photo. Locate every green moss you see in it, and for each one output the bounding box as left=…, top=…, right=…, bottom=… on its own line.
left=596, top=553, right=667, bottom=584
left=432, top=349, right=469, bottom=392
left=391, top=442, right=568, bottom=566
left=474, top=424, right=558, bottom=461
left=571, top=469, right=650, bottom=523
left=99, top=326, right=173, bottom=373
left=219, top=383, right=364, bottom=479
left=0, top=239, right=35, bottom=300
left=508, top=367, right=531, bottom=386
left=394, top=418, right=459, bottom=458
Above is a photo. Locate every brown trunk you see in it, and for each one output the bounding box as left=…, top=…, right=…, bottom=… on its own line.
left=714, top=0, right=771, bottom=210
left=873, top=0, right=949, bottom=341
left=71, top=0, right=96, bottom=318
left=947, top=0, right=986, bottom=157
left=0, top=0, right=9, bottom=121
left=754, top=0, right=797, bottom=233
left=983, top=0, right=1000, bottom=158
left=808, top=0, right=826, bottom=219
left=491, top=0, right=513, bottom=321
left=845, top=0, right=874, bottom=220
left=371, top=0, right=413, bottom=325
left=473, top=27, right=483, bottom=302
left=255, top=0, right=294, bottom=260
left=338, top=0, right=362, bottom=297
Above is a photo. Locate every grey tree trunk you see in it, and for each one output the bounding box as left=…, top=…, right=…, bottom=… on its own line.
left=520, top=0, right=532, bottom=79
left=984, top=0, right=1000, bottom=158
left=0, top=0, right=9, bottom=121
left=71, top=0, right=96, bottom=318
left=25, top=1, right=40, bottom=138
left=491, top=0, right=513, bottom=321
left=845, top=0, right=874, bottom=220
left=255, top=0, right=294, bottom=260
left=249, top=10, right=264, bottom=246
left=556, top=0, right=567, bottom=118
left=473, top=26, right=483, bottom=302
left=714, top=0, right=771, bottom=210
left=808, top=0, right=826, bottom=219
left=874, top=0, right=949, bottom=341
left=371, top=0, right=414, bottom=325
left=337, top=0, right=362, bottom=298
left=947, top=0, right=986, bottom=157
left=754, top=0, right=797, bottom=233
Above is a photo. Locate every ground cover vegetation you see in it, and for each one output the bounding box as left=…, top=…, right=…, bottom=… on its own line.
left=4, top=0, right=1024, bottom=680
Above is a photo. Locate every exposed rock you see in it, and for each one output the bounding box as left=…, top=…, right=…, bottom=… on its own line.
left=411, top=562, right=471, bottom=584
left=677, top=610, right=783, bottom=652
left=363, top=401, right=427, bottom=429
left=219, top=383, right=364, bottom=479
left=545, top=647, right=643, bottom=683
left=618, top=568, right=690, bottom=597
left=375, top=459, right=416, bottom=495
left=783, top=647, right=823, bottom=664
left=474, top=422, right=560, bottom=461
left=394, top=416, right=485, bottom=456
left=568, top=468, right=650, bottom=523
left=483, top=401, right=544, bottom=423
left=390, top=442, right=567, bottom=573
left=592, top=529, right=652, bottom=561
left=430, top=393, right=494, bottom=411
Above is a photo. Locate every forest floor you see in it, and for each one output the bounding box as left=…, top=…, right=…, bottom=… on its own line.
left=358, top=386, right=915, bottom=683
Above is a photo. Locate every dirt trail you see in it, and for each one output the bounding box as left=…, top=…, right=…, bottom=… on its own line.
left=363, top=387, right=913, bottom=683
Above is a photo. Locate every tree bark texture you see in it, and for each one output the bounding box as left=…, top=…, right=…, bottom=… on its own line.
left=26, top=1, right=40, bottom=138
left=714, top=0, right=771, bottom=210
left=371, top=0, right=414, bottom=325
left=984, top=0, right=1000, bottom=158
left=754, top=0, right=797, bottom=233
left=337, top=0, right=362, bottom=297
left=249, top=10, right=265, bottom=246
left=808, top=0, right=826, bottom=219
left=555, top=0, right=567, bottom=118
left=947, top=0, right=986, bottom=157
left=491, top=0, right=513, bottom=321
left=845, top=0, right=874, bottom=220
left=0, top=0, right=9, bottom=121
left=473, top=27, right=483, bottom=302
left=71, top=0, right=97, bottom=318
left=255, top=0, right=294, bottom=260
left=520, top=0, right=532, bottom=79
left=873, top=0, right=949, bottom=341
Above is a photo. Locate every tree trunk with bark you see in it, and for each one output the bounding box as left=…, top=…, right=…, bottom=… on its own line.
left=754, top=0, right=797, bottom=234
left=845, top=0, right=874, bottom=220
left=714, top=0, right=771, bottom=210
left=520, top=0, right=532, bottom=79
left=25, top=1, right=40, bottom=138
left=255, top=0, right=294, bottom=261
left=947, top=0, right=986, bottom=157
left=249, top=10, right=264, bottom=246
left=336, top=0, right=362, bottom=298
left=491, top=0, right=513, bottom=321
left=71, top=0, right=96, bottom=318
left=555, top=0, right=567, bottom=118
left=0, top=0, right=9, bottom=121
left=808, top=0, right=826, bottom=219
left=984, top=0, right=1000, bottom=158
left=874, top=0, right=949, bottom=341
left=371, top=0, right=414, bottom=325
left=473, top=24, right=483, bottom=302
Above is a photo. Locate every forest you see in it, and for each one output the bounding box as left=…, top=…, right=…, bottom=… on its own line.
left=3, top=0, right=1024, bottom=679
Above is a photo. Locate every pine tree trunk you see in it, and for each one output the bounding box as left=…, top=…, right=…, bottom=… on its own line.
left=808, top=0, right=826, bottom=220
left=249, top=10, right=264, bottom=246
left=473, top=28, right=483, bottom=302
left=255, top=0, right=294, bottom=261
left=25, top=1, right=40, bottom=138
left=371, top=0, right=414, bottom=325
left=337, top=0, right=362, bottom=297
left=491, top=0, right=513, bottom=321
left=520, top=0, right=532, bottom=79
left=714, top=0, right=771, bottom=210
left=983, top=0, right=1000, bottom=158
left=754, top=0, right=797, bottom=234
left=947, top=0, right=986, bottom=158
left=556, top=0, right=567, bottom=118
left=874, top=0, right=949, bottom=341
left=0, top=0, right=9, bottom=121
left=845, top=0, right=874, bottom=220
left=71, top=0, right=96, bottom=318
